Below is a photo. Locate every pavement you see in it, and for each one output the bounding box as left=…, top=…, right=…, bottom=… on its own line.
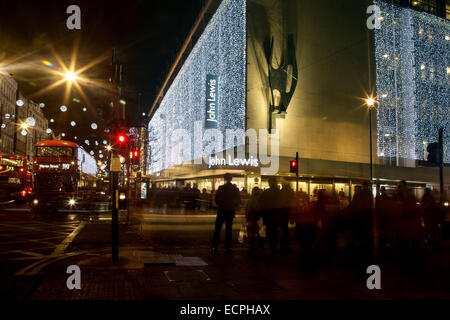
left=15, top=206, right=450, bottom=301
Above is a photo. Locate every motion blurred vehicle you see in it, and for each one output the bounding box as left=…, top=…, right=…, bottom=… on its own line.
left=0, top=155, right=32, bottom=203
left=31, top=140, right=98, bottom=213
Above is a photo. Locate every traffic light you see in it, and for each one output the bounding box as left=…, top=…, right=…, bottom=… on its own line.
left=131, top=149, right=140, bottom=164
left=290, top=160, right=298, bottom=173
left=115, top=133, right=127, bottom=148
left=426, top=142, right=440, bottom=164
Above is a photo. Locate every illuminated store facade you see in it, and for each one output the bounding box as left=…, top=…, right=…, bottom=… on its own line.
left=145, top=0, right=449, bottom=199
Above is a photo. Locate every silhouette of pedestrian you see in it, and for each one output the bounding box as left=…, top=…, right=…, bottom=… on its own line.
left=279, top=183, right=294, bottom=252
left=246, top=186, right=263, bottom=251
left=376, top=186, right=392, bottom=254
left=210, top=173, right=241, bottom=253
left=260, top=177, right=282, bottom=254
left=349, top=181, right=373, bottom=263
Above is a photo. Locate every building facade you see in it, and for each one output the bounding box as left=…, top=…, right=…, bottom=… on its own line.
left=0, top=72, right=52, bottom=161
left=145, top=0, right=449, bottom=199
left=0, top=72, right=18, bottom=155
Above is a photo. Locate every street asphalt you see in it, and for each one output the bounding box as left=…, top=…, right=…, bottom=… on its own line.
left=0, top=203, right=449, bottom=300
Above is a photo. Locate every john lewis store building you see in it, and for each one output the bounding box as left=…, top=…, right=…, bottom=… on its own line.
left=145, top=0, right=449, bottom=200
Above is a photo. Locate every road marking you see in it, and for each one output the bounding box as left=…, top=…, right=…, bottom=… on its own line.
left=14, top=221, right=87, bottom=276
left=135, top=213, right=245, bottom=218
left=51, top=221, right=86, bottom=256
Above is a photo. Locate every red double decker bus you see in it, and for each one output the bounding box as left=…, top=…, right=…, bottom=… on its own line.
left=0, top=155, right=31, bottom=202
left=32, top=140, right=98, bottom=210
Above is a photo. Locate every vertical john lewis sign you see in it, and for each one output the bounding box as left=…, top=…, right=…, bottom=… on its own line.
left=205, top=74, right=219, bottom=128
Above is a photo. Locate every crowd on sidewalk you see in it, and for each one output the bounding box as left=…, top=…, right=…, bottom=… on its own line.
left=141, top=174, right=448, bottom=271
left=147, top=183, right=249, bottom=212
left=207, top=174, right=449, bottom=272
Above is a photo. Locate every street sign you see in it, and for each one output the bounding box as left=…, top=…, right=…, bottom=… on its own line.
left=110, top=157, right=121, bottom=172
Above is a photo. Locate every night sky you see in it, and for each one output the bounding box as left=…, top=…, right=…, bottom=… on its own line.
left=0, top=0, right=204, bottom=145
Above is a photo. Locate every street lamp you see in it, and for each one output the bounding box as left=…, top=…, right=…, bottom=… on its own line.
left=64, top=71, right=77, bottom=82
left=366, top=97, right=376, bottom=184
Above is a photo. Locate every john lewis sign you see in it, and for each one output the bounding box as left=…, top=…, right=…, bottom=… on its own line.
left=205, top=74, right=219, bottom=128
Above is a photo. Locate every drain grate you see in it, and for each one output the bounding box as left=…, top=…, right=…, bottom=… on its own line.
left=164, top=269, right=211, bottom=282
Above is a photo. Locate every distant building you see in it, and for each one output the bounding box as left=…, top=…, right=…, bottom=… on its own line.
left=0, top=72, right=52, bottom=161
left=0, top=72, right=18, bottom=154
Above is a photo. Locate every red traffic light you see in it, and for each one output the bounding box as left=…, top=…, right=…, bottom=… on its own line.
left=116, top=133, right=127, bottom=146
left=290, top=160, right=298, bottom=173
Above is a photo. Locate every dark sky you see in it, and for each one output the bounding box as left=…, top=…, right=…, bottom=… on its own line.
left=0, top=0, right=204, bottom=147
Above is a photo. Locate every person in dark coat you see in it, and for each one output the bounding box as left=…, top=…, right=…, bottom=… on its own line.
left=246, top=187, right=263, bottom=251
left=376, top=186, right=392, bottom=253
left=421, top=188, right=440, bottom=246
left=279, top=183, right=294, bottom=252
left=260, top=177, right=282, bottom=254
left=349, top=181, right=373, bottom=263
left=210, top=173, right=241, bottom=253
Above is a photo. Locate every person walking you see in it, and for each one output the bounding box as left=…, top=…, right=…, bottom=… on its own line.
left=210, top=173, right=241, bottom=253
left=260, top=177, right=282, bottom=254
left=246, top=186, right=263, bottom=251
left=279, top=183, right=294, bottom=253
left=376, top=186, right=392, bottom=254
left=349, top=181, right=373, bottom=263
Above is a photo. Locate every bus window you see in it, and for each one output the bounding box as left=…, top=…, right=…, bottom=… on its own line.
left=36, top=147, right=74, bottom=157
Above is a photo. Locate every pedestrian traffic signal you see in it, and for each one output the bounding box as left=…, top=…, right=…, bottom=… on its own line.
left=426, top=142, right=440, bottom=164
left=290, top=160, right=298, bottom=173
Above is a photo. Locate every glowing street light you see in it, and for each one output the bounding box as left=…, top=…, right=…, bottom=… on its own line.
left=366, top=97, right=375, bottom=107
left=20, top=122, right=29, bottom=129
left=50, top=119, right=54, bottom=123
left=16, top=100, right=24, bottom=107
left=60, top=105, right=67, bottom=112
left=64, top=71, right=77, bottom=82
left=106, top=145, right=112, bottom=151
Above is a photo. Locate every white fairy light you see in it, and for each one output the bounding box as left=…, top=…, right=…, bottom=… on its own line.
left=374, top=1, right=449, bottom=163
left=70, top=121, right=76, bottom=126
left=60, top=105, right=67, bottom=112
left=91, top=123, right=98, bottom=130
left=147, top=0, right=246, bottom=173
left=25, top=117, right=36, bottom=127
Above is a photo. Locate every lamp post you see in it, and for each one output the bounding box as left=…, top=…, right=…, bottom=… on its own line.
left=366, top=97, right=375, bottom=184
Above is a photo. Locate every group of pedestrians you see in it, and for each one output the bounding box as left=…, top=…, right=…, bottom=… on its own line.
left=210, top=174, right=448, bottom=271
left=149, top=184, right=211, bottom=210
